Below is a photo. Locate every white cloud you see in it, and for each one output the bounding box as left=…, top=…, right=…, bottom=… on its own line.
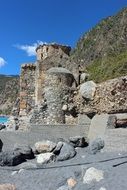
left=15, top=41, right=47, bottom=56
left=0, top=57, right=6, bottom=68
left=16, top=44, right=37, bottom=56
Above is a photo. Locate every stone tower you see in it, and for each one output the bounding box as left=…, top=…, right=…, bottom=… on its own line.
left=35, top=43, right=71, bottom=105
left=19, top=63, right=36, bottom=116
left=36, top=43, right=71, bottom=61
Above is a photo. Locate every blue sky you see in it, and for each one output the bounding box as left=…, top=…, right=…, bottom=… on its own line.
left=0, top=0, right=127, bottom=75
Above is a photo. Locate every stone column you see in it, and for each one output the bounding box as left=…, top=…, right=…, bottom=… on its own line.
left=44, top=67, right=74, bottom=124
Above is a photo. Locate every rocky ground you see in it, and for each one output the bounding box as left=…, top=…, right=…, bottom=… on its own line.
left=0, top=149, right=127, bottom=190
left=0, top=129, right=127, bottom=190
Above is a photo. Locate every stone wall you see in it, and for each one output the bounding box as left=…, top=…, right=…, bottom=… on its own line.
left=20, top=64, right=36, bottom=116
left=35, top=61, right=44, bottom=104
left=35, top=60, right=52, bottom=105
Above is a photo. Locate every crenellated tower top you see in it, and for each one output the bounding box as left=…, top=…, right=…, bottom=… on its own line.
left=36, top=43, right=71, bottom=61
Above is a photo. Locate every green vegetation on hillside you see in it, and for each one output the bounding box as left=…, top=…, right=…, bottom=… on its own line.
left=86, top=51, right=127, bottom=83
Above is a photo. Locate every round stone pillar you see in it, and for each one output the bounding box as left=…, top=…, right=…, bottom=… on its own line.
left=44, top=67, right=74, bottom=124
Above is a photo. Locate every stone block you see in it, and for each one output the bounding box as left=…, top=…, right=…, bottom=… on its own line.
left=114, top=113, right=127, bottom=120
left=107, top=115, right=116, bottom=129
left=88, top=114, right=110, bottom=142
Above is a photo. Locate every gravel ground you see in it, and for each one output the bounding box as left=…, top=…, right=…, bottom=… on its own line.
left=0, top=148, right=127, bottom=190
left=0, top=129, right=127, bottom=190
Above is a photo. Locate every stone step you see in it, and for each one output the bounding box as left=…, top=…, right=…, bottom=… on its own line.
left=30, top=124, right=90, bottom=139
left=30, top=124, right=90, bottom=129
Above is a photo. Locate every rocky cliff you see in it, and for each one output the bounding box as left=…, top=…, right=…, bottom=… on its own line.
left=0, top=75, right=19, bottom=115
left=71, top=7, right=127, bottom=82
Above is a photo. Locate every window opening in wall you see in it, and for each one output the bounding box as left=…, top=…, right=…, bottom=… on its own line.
left=78, top=65, right=82, bottom=85
left=41, top=53, right=43, bottom=59
left=59, top=77, right=62, bottom=83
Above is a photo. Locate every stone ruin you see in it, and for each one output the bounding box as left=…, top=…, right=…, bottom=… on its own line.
left=7, top=43, right=127, bottom=131
left=8, top=43, right=80, bottom=130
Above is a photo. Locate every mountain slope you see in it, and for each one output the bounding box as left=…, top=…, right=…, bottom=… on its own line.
left=0, top=75, right=19, bottom=115
left=71, top=7, right=127, bottom=82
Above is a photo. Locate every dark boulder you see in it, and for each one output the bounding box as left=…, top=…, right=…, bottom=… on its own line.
left=53, top=142, right=63, bottom=155
left=13, top=144, right=35, bottom=159
left=57, top=142, right=76, bottom=161
left=0, top=151, right=26, bottom=166
left=69, top=136, right=88, bottom=148
left=0, top=139, right=3, bottom=152
left=0, top=124, right=6, bottom=130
